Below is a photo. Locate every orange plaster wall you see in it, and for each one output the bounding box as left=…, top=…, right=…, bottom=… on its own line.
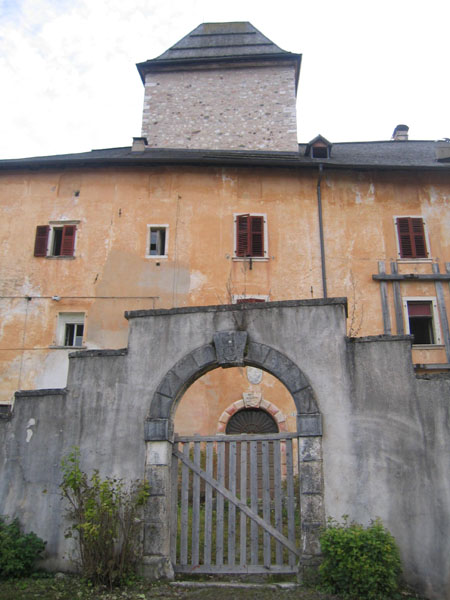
left=0, top=165, right=449, bottom=407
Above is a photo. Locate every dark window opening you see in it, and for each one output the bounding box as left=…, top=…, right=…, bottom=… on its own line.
left=52, top=228, right=63, bottom=256
left=64, top=323, right=84, bottom=347
left=312, top=145, right=329, bottom=159
left=149, top=227, right=166, bottom=255
left=407, top=302, right=434, bottom=344
left=226, top=408, right=278, bottom=434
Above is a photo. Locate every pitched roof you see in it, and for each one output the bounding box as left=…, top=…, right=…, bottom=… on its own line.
left=136, top=22, right=302, bottom=86
left=0, top=141, right=449, bottom=171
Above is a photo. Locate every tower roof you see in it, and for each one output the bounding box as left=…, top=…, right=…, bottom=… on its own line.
left=136, top=22, right=301, bottom=89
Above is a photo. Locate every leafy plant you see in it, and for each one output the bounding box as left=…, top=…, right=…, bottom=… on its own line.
left=319, top=516, right=402, bottom=599
left=60, top=448, right=150, bottom=588
left=0, top=517, right=46, bottom=578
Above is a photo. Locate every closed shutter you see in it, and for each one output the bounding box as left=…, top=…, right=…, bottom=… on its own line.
left=236, top=215, right=264, bottom=257
left=34, top=225, right=49, bottom=256
left=236, top=298, right=265, bottom=304
left=397, top=217, right=427, bottom=258
left=61, top=225, right=76, bottom=256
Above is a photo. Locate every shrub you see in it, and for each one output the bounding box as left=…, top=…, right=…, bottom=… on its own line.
left=60, top=448, right=150, bottom=588
left=0, top=517, right=46, bottom=578
left=319, top=516, right=402, bottom=600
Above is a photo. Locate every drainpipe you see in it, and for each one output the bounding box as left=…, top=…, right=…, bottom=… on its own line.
left=317, top=164, right=328, bottom=298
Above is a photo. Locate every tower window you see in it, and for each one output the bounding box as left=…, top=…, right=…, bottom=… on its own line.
left=146, top=225, right=168, bottom=257
left=403, top=299, right=441, bottom=345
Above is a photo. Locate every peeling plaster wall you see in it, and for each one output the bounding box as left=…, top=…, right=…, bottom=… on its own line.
left=0, top=301, right=449, bottom=598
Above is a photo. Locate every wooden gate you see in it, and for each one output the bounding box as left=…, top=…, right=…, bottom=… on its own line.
left=171, top=433, right=301, bottom=575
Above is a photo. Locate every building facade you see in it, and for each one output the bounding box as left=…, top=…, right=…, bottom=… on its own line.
left=0, top=22, right=449, bottom=430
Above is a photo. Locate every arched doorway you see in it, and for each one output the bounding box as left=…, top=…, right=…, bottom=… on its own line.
left=144, top=333, right=324, bottom=577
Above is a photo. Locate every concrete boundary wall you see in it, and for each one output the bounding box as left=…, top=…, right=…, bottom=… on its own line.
left=0, top=299, right=449, bottom=599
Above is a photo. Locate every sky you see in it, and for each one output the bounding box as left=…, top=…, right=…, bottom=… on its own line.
left=0, top=0, right=449, bottom=159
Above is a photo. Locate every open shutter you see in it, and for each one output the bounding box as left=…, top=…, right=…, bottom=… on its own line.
left=250, top=216, right=264, bottom=257
left=236, top=214, right=250, bottom=257
left=397, top=217, right=427, bottom=258
left=61, top=225, right=76, bottom=256
left=411, top=218, right=427, bottom=258
left=34, top=225, right=49, bottom=256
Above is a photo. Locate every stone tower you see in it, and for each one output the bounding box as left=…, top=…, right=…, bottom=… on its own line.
left=136, top=22, right=301, bottom=151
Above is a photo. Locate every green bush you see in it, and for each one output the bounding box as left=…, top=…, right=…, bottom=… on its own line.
left=319, top=516, right=402, bottom=600
left=60, top=448, right=150, bottom=588
left=0, top=517, right=46, bottom=578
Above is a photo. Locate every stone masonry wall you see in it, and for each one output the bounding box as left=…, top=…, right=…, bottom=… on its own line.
left=141, top=64, right=298, bottom=151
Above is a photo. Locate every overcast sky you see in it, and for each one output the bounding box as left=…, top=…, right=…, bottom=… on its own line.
left=0, top=0, right=449, bottom=159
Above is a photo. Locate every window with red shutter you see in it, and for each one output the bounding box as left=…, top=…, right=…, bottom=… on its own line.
left=34, top=226, right=50, bottom=256
left=236, top=298, right=266, bottom=304
left=396, top=217, right=428, bottom=259
left=33, top=223, right=77, bottom=257
left=235, top=214, right=265, bottom=258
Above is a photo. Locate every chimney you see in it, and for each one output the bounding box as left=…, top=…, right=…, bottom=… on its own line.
left=131, top=137, right=147, bottom=152
left=392, top=124, right=409, bottom=141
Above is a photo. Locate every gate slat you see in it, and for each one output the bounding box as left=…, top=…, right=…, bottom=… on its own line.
left=180, top=442, right=190, bottom=565
left=170, top=442, right=179, bottom=565
left=204, top=442, right=213, bottom=566
left=262, top=440, right=271, bottom=567
left=228, top=441, right=237, bottom=566
left=286, top=439, right=296, bottom=568
left=239, top=441, right=247, bottom=566
left=216, top=441, right=225, bottom=566
left=273, top=440, right=283, bottom=565
left=191, top=442, right=201, bottom=566
left=250, top=441, right=258, bottom=565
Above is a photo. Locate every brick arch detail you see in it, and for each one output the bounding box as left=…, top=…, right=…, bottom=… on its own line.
left=217, top=398, right=287, bottom=434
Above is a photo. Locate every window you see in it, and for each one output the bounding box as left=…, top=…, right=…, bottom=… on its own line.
left=56, top=313, right=85, bottom=347
left=234, top=214, right=267, bottom=258
left=403, top=298, right=441, bottom=345
left=146, top=225, right=168, bottom=257
left=395, top=217, right=429, bottom=259
left=233, top=295, right=268, bottom=304
left=34, top=223, right=77, bottom=257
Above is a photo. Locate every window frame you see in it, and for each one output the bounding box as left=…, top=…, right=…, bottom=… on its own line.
left=233, top=213, right=268, bottom=260
left=34, top=221, right=79, bottom=258
left=53, top=312, right=86, bottom=348
left=402, top=297, right=442, bottom=346
left=146, top=224, right=169, bottom=258
left=232, top=295, right=269, bottom=304
left=394, top=216, right=431, bottom=262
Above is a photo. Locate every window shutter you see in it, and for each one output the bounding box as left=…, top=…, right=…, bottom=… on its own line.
left=411, top=218, right=427, bottom=258
left=236, top=214, right=250, bottom=257
left=250, top=216, right=264, bottom=257
left=61, top=225, right=76, bottom=256
left=34, top=225, right=49, bottom=256
left=397, top=217, right=427, bottom=258
left=236, top=298, right=266, bottom=304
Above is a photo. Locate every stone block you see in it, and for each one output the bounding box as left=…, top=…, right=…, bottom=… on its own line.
left=245, top=342, right=270, bottom=366
left=213, top=331, right=247, bottom=366
left=300, top=493, right=324, bottom=523
left=191, top=344, right=216, bottom=369
left=149, top=393, right=173, bottom=419
left=156, top=370, right=184, bottom=399
left=172, top=353, right=199, bottom=385
left=146, top=465, right=168, bottom=495
left=292, top=387, right=318, bottom=414
left=145, top=418, right=170, bottom=441
left=146, top=441, right=171, bottom=466
left=297, top=413, right=322, bottom=436
left=300, top=463, right=323, bottom=494
left=140, top=556, right=174, bottom=580
left=299, top=437, right=322, bottom=462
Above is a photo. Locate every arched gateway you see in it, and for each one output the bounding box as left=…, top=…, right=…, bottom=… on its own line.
left=143, top=326, right=325, bottom=578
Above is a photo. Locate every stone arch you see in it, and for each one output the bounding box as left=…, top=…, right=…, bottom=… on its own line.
left=217, top=397, right=288, bottom=433
left=145, top=333, right=321, bottom=440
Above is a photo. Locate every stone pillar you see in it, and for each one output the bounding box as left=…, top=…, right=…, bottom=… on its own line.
left=298, top=436, right=325, bottom=578
left=142, top=440, right=174, bottom=579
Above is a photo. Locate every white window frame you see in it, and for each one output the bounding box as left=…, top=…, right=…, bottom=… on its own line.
left=393, top=216, right=432, bottom=262
left=233, top=213, right=269, bottom=261
left=47, top=220, right=80, bottom=257
left=232, top=294, right=270, bottom=304
left=55, top=312, right=85, bottom=348
left=402, top=297, right=442, bottom=345
left=146, top=224, right=169, bottom=258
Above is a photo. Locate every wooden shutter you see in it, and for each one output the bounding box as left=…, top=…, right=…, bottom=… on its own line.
left=236, top=298, right=266, bottom=304
left=397, top=217, right=427, bottom=258
left=61, top=225, right=76, bottom=256
left=34, top=225, right=49, bottom=256
left=236, top=214, right=250, bottom=257
left=250, top=216, right=264, bottom=257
